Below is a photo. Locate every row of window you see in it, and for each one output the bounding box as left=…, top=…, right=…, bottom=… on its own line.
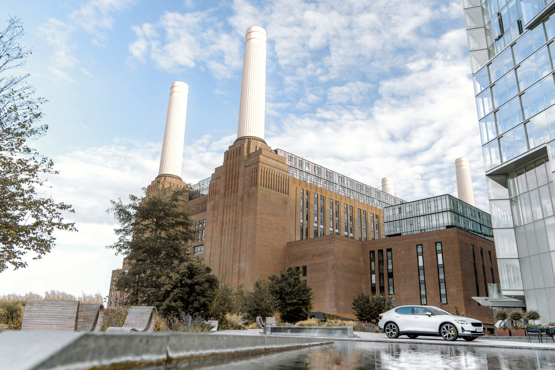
left=295, top=266, right=308, bottom=277
left=299, top=189, right=380, bottom=241
left=194, top=229, right=205, bottom=242
left=415, top=243, right=449, bottom=305
left=370, top=249, right=393, bottom=295
left=195, top=219, right=206, bottom=228
left=194, top=245, right=204, bottom=255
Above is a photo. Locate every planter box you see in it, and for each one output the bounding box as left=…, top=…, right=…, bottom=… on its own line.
left=496, top=330, right=510, bottom=337
left=511, top=329, right=526, bottom=337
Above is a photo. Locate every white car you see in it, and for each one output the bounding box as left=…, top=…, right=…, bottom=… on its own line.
left=377, top=305, right=484, bottom=341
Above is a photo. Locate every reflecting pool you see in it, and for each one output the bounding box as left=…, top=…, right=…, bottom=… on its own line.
left=195, top=341, right=555, bottom=370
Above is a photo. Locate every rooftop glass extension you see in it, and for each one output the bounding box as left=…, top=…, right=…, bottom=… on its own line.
left=384, top=194, right=494, bottom=241
left=275, top=149, right=404, bottom=209
left=189, top=177, right=211, bottom=200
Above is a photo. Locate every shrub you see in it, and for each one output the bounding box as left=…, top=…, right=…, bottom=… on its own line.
left=219, top=313, right=246, bottom=330
left=352, top=292, right=393, bottom=324
left=323, top=313, right=342, bottom=321
left=210, top=283, right=235, bottom=323
left=294, top=319, right=319, bottom=327
left=0, top=301, right=24, bottom=326
left=101, top=301, right=130, bottom=331
left=241, top=279, right=276, bottom=323
left=494, top=309, right=508, bottom=322
left=164, top=312, right=212, bottom=332
left=268, top=267, right=313, bottom=323
left=353, top=322, right=378, bottom=333
left=526, top=310, right=541, bottom=323
left=508, top=309, right=524, bottom=328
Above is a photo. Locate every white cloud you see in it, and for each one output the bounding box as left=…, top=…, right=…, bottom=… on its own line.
left=37, top=0, right=135, bottom=83
left=128, top=11, right=243, bottom=79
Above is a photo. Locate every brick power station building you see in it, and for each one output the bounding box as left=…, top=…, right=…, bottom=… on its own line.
left=110, top=27, right=499, bottom=329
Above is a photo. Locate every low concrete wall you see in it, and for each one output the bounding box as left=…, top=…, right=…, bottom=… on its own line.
left=264, top=326, right=354, bottom=338
left=0, top=331, right=332, bottom=370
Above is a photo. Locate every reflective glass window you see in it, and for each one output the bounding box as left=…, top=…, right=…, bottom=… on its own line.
left=493, top=71, right=519, bottom=107
left=527, top=110, right=550, bottom=148
left=489, top=47, right=514, bottom=81
left=500, top=124, right=528, bottom=162
left=496, top=96, right=523, bottom=134
left=513, top=26, right=546, bottom=64
left=519, top=0, right=547, bottom=24
left=476, top=88, right=494, bottom=119
left=483, top=140, right=502, bottom=170
left=474, top=66, right=491, bottom=95
left=517, top=46, right=551, bottom=91
left=522, top=75, right=555, bottom=119
left=546, top=14, right=555, bottom=40
left=480, top=113, right=498, bottom=144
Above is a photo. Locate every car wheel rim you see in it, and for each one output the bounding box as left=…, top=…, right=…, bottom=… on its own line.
left=441, top=324, right=456, bottom=340
left=385, top=323, right=397, bottom=338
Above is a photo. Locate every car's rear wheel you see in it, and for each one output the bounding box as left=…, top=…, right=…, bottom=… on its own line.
left=440, top=323, right=458, bottom=341
left=385, top=322, right=399, bottom=339
left=407, top=334, right=418, bottom=339
left=463, top=337, right=477, bottom=341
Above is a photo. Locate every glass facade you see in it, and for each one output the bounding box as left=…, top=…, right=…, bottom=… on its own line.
left=276, top=149, right=405, bottom=208
left=384, top=194, right=494, bottom=241
left=189, top=177, right=211, bottom=200
left=329, top=199, right=334, bottom=235
left=465, top=2, right=555, bottom=321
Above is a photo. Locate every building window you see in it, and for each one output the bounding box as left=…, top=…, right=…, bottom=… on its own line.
left=305, top=190, right=309, bottom=238
left=327, top=170, right=334, bottom=181
left=320, top=195, right=324, bottom=237
left=203, top=219, right=206, bottom=227
left=344, top=204, right=348, bottom=237
left=370, top=251, right=376, bottom=294
left=363, top=210, right=367, bottom=241
left=358, top=209, right=362, bottom=241
left=488, top=250, right=496, bottom=284
left=314, top=166, right=322, bottom=177
left=299, top=159, right=303, bottom=169
left=370, top=213, right=375, bottom=239
left=335, top=201, right=339, bottom=235
left=194, top=245, right=204, bottom=255
left=417, top=245, right=427, bottom=305
left=349, top=205, right=354, bottom=239
left=300, top=189, right=304, bottom=240
left=201, top=229, right=205, bottom=241
left=329, top=199, right=334, bottom=235
left=471, top=245, right=480, bottom=296
left=338, top=176, right=345, bottom=185
left=387, top=248, right=394, bottom=295
left=195, top=221, right=198, bottom=229
left=314, top=193, right=318, bottom=238
left=480, top=247, right=489, bottom=297
left=375, top=215, right=380, bottom=239
left=302, top=265, right=307, bottom=277
left=436, top=242, right=447, bottom=304
left=378, top=249, right=385, bottom=294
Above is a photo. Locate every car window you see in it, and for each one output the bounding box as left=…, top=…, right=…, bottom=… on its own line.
left=395, top=307, right=413, bottom=315
left=413, top=307, right=432, bottom=315
left=427, top=307, right=451, bottom=315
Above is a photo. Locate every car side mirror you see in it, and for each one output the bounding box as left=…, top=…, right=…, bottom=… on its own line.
left=426, top=312, right=433, bottom=317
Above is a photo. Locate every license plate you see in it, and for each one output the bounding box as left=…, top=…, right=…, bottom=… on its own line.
left=477, top=327, right=483, bottom=332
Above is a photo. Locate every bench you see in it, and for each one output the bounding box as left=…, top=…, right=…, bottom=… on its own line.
left=106, top=306, right=157, bottom=333
left=76, top=304, right=104, bottom=332
left=526, top=325, right=543, bottom=343
left=21, top=300, right=79, bottom=331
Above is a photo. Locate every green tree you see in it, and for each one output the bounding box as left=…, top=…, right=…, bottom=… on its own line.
left=159, top=261, right=219, bottom=318
left=210, top=282, right=235, bottom=323
left=241, top=278, right=276, bottom=323
left=107, top=188, right=194, bottom=308
left=352, top=292, right=393, bottom=323
left=0, top=17, right=76, bottom=273
left=268, top=267, right=313, bottom=323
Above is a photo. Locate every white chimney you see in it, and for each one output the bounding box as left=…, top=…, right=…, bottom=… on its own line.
left=455, top=157, right=475, bottom=206
left=382, top=177, right=394, bottom=196
left=158, top=81, right=188, bottom=178
left=237, top=26, right=266, bottom=141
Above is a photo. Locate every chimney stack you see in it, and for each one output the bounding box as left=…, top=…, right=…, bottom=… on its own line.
left=237, top=26, right=267, bottom=142
left=382, top=177, right=394, bottom=196
left=455, top=157, right=475, bottom=206
left=158, top=81, right=188, bottom=179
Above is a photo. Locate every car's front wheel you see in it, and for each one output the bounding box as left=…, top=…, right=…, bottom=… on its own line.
left=463, top=337, right=477, bottom=341
left=440, top=323, right=458, bottom=341
left=385, top=322, right=399, bottom=339
left=407, top=334, right=418, bottom=339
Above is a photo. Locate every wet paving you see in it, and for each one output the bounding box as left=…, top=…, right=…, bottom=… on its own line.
left=194, top=341, right=555, bottom=370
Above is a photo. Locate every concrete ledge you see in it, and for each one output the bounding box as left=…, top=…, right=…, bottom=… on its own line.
left=0, top=331, right=332, bottom=370
left=263, top=326, right=354, bottom=338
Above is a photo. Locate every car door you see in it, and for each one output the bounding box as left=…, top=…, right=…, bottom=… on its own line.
left=393, top=306, right=414, bottom=332
left=413, top=306, right=435, bottom=333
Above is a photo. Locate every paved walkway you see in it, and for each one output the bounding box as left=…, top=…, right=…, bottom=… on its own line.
left=214, top=329, right=555, bottom=351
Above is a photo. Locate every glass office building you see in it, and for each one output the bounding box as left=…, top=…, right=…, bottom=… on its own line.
left=463, top=0, right=555, bottom=322
left=384, top=194, right=494, bottom=241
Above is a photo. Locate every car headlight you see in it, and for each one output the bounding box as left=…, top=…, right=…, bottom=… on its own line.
left=455, top=320, right=469, bottom=325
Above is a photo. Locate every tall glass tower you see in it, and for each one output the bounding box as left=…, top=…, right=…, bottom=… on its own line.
left=463, top=0, right=555, bottom=323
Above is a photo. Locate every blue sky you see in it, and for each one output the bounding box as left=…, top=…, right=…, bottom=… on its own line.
left=0, top=0, right=484, bottom=299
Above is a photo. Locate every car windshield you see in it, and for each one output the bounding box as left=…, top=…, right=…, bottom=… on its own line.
left=426, top=307, right=451, bottom=315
